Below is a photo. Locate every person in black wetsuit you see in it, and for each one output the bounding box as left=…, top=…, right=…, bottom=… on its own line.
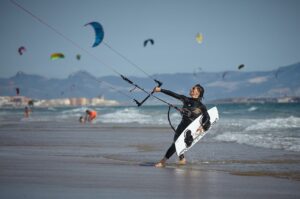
left=153, top=84, right=210, bottom=168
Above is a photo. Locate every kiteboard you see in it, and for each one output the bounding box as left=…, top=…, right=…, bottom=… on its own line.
left=175, top=106, right=219, bottom=156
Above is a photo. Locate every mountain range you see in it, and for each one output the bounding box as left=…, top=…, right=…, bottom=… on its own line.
left=1, top=62, right=299, bottom=105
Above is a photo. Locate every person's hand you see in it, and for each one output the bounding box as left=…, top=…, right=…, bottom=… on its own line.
left=153, top=87, right=161, bottom=93
left=196, top=126, right=204, bottom=134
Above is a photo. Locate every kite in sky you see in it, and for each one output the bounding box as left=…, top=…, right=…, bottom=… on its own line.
left=143, top=39, right=154, bottom=47
left=85, top=21, right=104, bottom=47
left=50, top=53, right=65, bottom=60
left=238, top=64, right=245, bottom=70
left=18, top=46, right=26, bottom=55
left=196, top=33, right=203, bottom=44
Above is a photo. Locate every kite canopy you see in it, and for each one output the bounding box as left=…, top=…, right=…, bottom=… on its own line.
left=85, top=21, right=104, bottom=47
left=196, top=33, right=203, bottom=44
left=143, top=39, right=154, bottom=47
left=238, top=64, right=245, bottom=70
left=18, top=46, right=26, bottom=55
left=50, top=53, right=65, bottom=60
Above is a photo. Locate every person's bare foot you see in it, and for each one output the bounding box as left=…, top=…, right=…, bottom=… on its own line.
left=155, top=158, right=166, bottom=168
left=178, top=158, right=187, bottom=165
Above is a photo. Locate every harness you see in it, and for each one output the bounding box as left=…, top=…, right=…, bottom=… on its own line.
left=167, top=106, right=199, bottom=133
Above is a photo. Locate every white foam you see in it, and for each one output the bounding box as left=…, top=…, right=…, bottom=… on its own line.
left=97, top=107, right=182, bottom=126
left=55, top=107, right=89, bottom=120
left=214, top=131, right=300, bottom=152
left=47, top=107, right=57, bottom=111
left=248, top=106, right=257, bottom=112
left=245, top=116, right=300, bottom=131
left=100, top=108, right=160, bottom=125
left=61, top=107, right=88, bottom=114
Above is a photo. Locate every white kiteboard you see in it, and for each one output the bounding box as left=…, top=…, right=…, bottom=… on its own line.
left=175, top=106, right=219, bottom=156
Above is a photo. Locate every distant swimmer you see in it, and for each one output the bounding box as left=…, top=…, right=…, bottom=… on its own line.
left=24, top=106, right=31, bottom=118
left=85, top=109, right=97, bottom=122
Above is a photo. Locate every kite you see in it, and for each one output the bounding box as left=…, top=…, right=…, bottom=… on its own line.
left=50, top=53, right=65, bottom=60
left=76, top=54, right=81, bottom=60
left=196, top=33, right=203, bottom=44
left=143, top=39, right=154, bottom=47
left=18, top=46, right=26, bottom=55
left=238, top=64, right=245, bottom=70
left=85, top=21, right=104, bottom=47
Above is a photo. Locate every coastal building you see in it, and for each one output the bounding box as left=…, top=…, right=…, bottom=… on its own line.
left=0, top=96, right=119, bottom=107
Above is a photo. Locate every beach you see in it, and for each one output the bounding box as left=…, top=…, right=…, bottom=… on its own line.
left=0, top=116, right=300, bottom=199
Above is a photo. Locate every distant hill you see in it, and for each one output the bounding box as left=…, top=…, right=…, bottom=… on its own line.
left=0, top=62, right=299, bottom=105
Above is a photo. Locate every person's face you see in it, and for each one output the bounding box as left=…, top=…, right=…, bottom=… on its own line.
left=189, top=86, right=200, bottom=98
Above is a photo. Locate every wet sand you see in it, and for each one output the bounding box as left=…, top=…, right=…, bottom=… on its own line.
left=0, top=125, right=300, bottom=199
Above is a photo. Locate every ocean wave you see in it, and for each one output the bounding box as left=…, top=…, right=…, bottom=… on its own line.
left=61, top=107, right=88, bottom=114
left=55, top=107, right=91, bottom=120
left=214, top=132, right=300, bottom=152
left=248, top=106, right=258, bottom=112
left=47, top=107, right=57, bottom=111
left=245, top=116, right=300, bottom=131
left=99, top=108, right=164, bottom=125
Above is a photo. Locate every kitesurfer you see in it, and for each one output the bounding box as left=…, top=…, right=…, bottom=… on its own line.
left=153, top=84, right=210, bottom=168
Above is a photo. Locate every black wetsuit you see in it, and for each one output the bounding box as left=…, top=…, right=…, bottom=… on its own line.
left=161, top=89, right=210, bottom=160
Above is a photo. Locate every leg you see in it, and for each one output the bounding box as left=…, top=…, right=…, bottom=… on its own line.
left=155, top=143, right=186, bottom=167
left=155, top=143, right=175, bottom=168
left=155, top=121, right=189, bottom=167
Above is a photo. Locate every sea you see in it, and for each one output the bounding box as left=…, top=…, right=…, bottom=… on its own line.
left=1, top=103, right=300, bottom=179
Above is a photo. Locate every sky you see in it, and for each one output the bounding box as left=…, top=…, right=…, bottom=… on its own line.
left=0, top=0, right=300, bottom=78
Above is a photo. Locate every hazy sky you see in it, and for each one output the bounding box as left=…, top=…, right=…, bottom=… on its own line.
left=1, top=0, right=300, bottom=78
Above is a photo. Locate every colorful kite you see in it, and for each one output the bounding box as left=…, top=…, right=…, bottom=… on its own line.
left=50, top=53, right=65, bottom=60
left=196, top=33, right=203, bottom=44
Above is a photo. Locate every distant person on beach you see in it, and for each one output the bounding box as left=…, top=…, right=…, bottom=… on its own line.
left=152, top=84, right=210, bottom=168
left=84, top=109, right=97, bottom=122
left=24, top=106, right=31, bottom=118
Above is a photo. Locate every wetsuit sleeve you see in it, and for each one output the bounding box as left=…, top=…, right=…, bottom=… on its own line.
left=160, top=89, right=186, bottom=101
left=200, top=106, right=211, bottom=131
